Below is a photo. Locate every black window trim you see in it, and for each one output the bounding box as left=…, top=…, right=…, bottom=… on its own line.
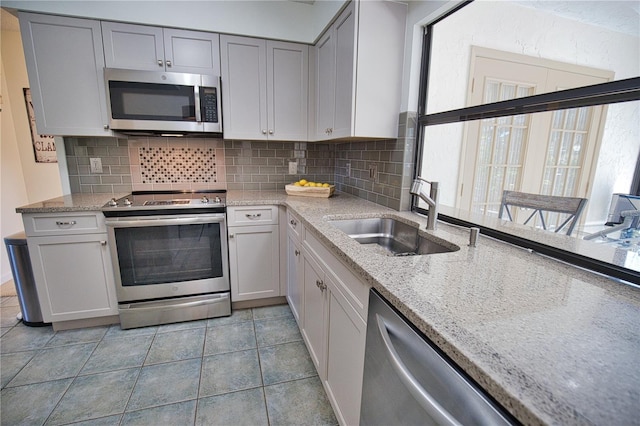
left=413, top=1, right=640, bottom=285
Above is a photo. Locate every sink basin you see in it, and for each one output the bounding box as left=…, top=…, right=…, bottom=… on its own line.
left=328, top=217, right=459, bottom=256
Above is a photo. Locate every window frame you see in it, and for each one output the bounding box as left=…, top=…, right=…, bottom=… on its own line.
left=414, top=2, right=640, bottom=284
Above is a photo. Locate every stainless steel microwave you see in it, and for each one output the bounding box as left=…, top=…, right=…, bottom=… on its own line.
left=104, top=68, right=222, bottom=134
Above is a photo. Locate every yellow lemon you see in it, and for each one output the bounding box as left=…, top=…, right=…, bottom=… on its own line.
left=299, top=179, right=308, bottom=185
left=322, top=183, right=330, bottom=188
left=293, top=182, right=301, bottom=186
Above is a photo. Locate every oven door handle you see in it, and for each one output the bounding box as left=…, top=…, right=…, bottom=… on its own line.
left=105, top=215, right=225, bottom=228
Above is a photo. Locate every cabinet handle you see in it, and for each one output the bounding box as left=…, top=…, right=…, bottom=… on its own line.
left=245, top=213, right=262, bottom=219
left=55, top=220, right=76, bottom=226
left=294, top=249, right=300, bottom=256
left=158, top=60, right=163, bottom=67
left=100, top=241, right=107, bottom=246
left=166, top=60, right=172, bottom=67
left=229, top=234, right=234, bottom=239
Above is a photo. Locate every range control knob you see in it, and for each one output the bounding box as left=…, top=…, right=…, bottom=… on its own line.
left=123, top=198, right=132, bottom=206
left=200, top=196, right=210, bottom=204
left=108, top=198, right=118, bottom=207
left=214, top=196, right=221, bottom=204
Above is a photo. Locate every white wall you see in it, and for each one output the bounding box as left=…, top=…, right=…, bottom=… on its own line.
left=416, top=1, right=639, bottom=225
left=1, top=0, right=346, bottom=44
left=1, top=13, right=63, bottom=284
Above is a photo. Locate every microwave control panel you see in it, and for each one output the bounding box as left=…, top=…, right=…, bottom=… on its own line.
left=201, top=87, right=219, bottom=123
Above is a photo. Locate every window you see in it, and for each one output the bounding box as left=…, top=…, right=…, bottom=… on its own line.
left=415, top=0, right=640, bottom=282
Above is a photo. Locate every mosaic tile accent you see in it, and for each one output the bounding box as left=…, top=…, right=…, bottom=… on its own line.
left=139, top=147, right=217, bottom=184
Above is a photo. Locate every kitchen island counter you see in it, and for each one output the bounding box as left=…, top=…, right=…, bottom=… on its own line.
left=16, top=190, right=640, bottom=425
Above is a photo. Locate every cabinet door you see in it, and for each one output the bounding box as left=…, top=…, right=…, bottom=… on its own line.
left=163, top=29, right=220, bottom=74
left=228, top=224, right=280, bottom=301
left=102, top=22, right=164, bottom=71
left=27, top=234, right=118, bottom=322
left=287, top=233, right=303, bottom=324
left=19, top=13, right=112, bottom=136
left=325, top=276, right=367, bottom=426
left=302, top=254, right=327, bottom=378
left=314, top=30, right=336, bottom=140
left=267, top=41, right=308, bottom=141
left=220, top=35, right=268, bottom=140
left=331, top=3, right=356, bottom=139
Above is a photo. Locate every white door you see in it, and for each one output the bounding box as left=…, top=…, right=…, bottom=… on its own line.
left=102, top=22, right=164, bottom=71
left=267, top=41, right=308, bottom=141
left=220, top=35, right=268, bottom=140
left=227, top=225, right=280, bottom=301
left=163, top=29, right=220, bottom=75
left=459, top=51, right=609, bottom=224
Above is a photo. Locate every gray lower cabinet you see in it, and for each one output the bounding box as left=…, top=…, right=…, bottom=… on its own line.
left=22, top=212, right=118, bottom=323
left=291, top=210, right=369, bottom=425
left=19, top=12, right=113, bottom=137
left=227, top=206, right=281, bottom=301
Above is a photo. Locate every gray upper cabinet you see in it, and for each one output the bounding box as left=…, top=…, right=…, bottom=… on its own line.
left=220, top=35, right=308, bottom=141
left=312, top=1, right=407, bottom=141
left=102, top=22, right=220, bottom=75
left=19, top=12, right=113, bottom=137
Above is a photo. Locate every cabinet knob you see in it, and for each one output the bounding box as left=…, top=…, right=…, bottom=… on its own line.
left=295, top=249, right=300, bottom=256
left=166, top=60, right=172, bottom=67
left=290, top=219, right=297, bottom=227
left=103, top=124, right=109, bottom=130
left=262, top=129, right=267, bottom=135
left=229, top=234, right=234, bottom=239
left=316, top=279, right=326, bottom=291
left=100, top=241, right=107, bottom=246
left=158, top=60, right=163, bottom=66
left=268, top=130, right=274, bottom=135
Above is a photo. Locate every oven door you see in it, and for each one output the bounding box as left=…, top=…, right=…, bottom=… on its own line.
left=105, top=213, right=229, bottom=303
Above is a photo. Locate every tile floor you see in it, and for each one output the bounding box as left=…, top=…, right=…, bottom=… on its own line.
left=0, top=297, right=337, bottom=425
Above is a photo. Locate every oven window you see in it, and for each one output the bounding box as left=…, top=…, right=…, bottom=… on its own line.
left=109, top=81, right=196, bottom=121
left=114, top=223, right=223, bottom=286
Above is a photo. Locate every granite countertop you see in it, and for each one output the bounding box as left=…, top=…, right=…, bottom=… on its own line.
left=15, top=193, right=128, bottom=213
left=230, top=191, right=640, bottom=426
left=16, top=190, right=640, bottom=425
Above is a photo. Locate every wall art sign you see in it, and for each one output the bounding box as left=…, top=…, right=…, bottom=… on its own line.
left=23, top=88, right=57, bottom=163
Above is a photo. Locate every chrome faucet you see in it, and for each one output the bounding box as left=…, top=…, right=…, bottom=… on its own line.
left=410, top=177, right=439, bottom=230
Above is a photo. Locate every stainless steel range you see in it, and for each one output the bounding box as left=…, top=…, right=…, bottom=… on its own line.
left=102, top=190, right=230, bottom=329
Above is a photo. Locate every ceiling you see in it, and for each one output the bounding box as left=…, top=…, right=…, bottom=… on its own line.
left=514, top=0, right=640, bottom=37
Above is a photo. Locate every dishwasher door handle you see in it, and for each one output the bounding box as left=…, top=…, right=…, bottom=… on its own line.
left=376, top=314, right=462, bottom=426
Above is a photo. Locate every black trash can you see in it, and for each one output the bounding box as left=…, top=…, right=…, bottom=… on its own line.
left=4, top=232, right=49, bottom=326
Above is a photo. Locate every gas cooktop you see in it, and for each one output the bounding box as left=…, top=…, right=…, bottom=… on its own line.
left=102, top=190, right=226, bottom=217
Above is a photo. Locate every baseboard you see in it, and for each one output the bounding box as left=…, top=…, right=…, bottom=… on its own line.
left=52, top=315, right=120, bottom=331
left=232, top=296, right=287, bottom=310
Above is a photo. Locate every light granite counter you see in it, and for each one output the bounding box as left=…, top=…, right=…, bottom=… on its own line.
left=15, top=193, right=128, bottom=213
left=17, top=190, right=640, bottom=425
left=229, top=190, right=640, bottom=426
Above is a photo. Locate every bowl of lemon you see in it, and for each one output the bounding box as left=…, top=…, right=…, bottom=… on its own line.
left=285, top=179, right=335, bottom=198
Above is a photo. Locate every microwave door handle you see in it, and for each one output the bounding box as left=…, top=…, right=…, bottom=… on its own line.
left=194, top=85, right=202, bottom=123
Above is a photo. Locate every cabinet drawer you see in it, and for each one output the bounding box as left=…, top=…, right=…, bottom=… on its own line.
left=227, top=206, right=279, bottom=226
left=23, top=212, right=106, bottom=237
left=287, top=210, right=303, bottom=241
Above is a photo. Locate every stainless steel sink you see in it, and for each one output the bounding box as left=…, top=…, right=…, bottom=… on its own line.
left=328, top=217, right=459, bottom=256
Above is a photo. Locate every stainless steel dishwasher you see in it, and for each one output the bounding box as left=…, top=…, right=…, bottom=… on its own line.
left=360, top=289, right=516, bottom=426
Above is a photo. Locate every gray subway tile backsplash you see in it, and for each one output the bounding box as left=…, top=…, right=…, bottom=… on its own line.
left=63, top=112, right=416, bottom=209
